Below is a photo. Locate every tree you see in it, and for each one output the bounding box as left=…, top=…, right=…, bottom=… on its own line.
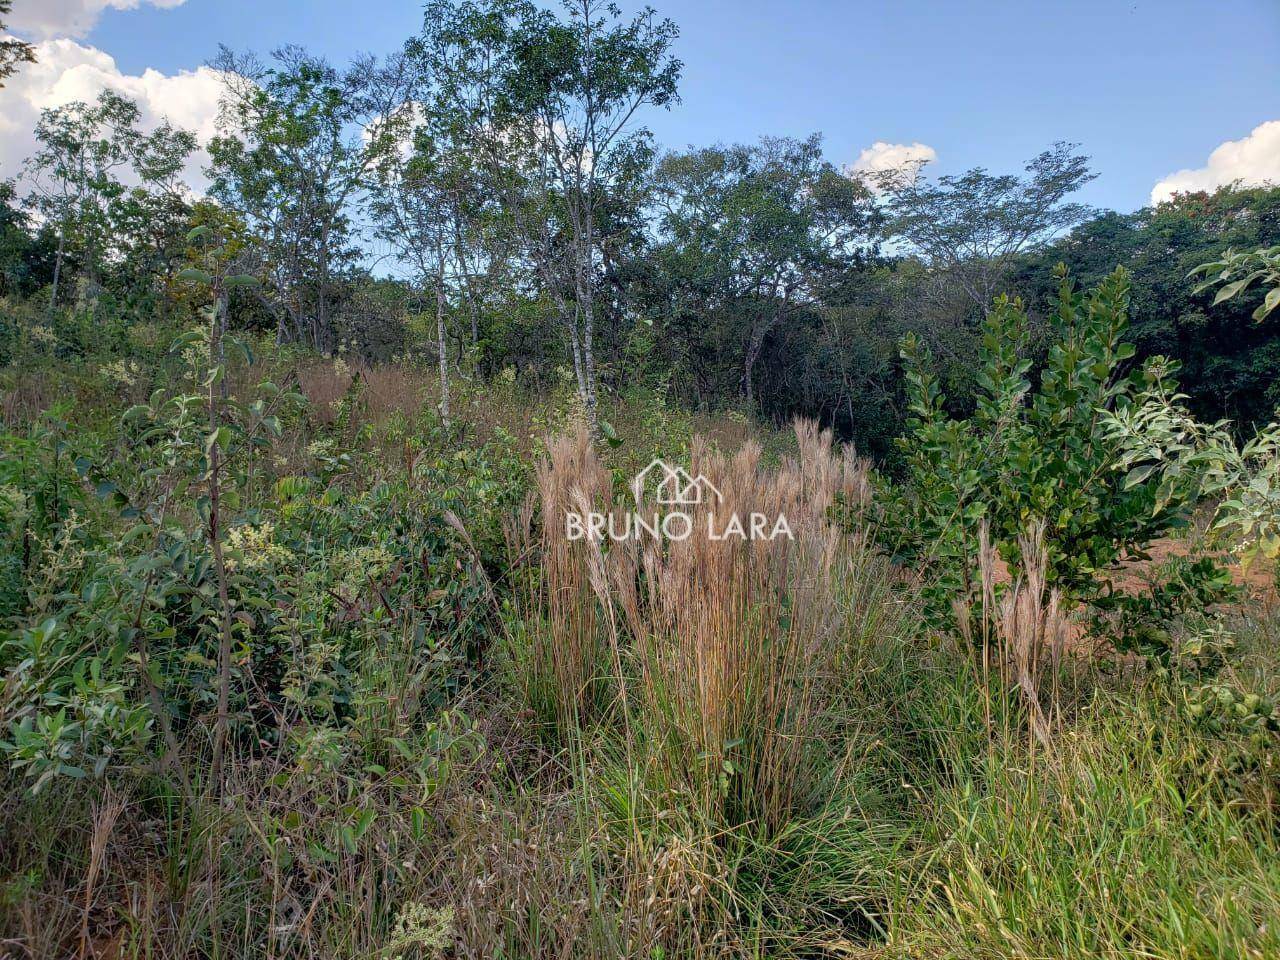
left=0, top=0, right=35, bottom=88
left=411, top=0, right=680, bottom=436
left=886, top=267, right=1208, bottom=647
left=0, top=180, right=56, bottom=299
left=21, top=90, right=195, bottom=309
left=873, top=142, right=1096, bottom=315
left=1015, top=186, right=1280, bottom=431
left=209, top=46, right=400, bottom=351
left=368, top=72, right=463, bottom=427
left=651, top=135, right=878, bottom=404
left=1191, top=244, right=1280, bottom=323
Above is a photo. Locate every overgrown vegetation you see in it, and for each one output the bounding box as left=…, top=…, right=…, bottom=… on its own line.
left=3, top=262, right=1279, bottom=956
left=2, top=1, right=1279, bottom=957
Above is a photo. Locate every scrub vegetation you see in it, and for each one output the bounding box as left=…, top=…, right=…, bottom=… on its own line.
left=1, top=1, right=1279, bottom=957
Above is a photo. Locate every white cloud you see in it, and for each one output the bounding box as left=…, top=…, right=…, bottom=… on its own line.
left=0, top=38, right=224, bottom=193
left=1151, top=120, right=1280, bottom=206
left=846, top=140, right=937, bottom=185
left=7, top=0, right=187, bottom=41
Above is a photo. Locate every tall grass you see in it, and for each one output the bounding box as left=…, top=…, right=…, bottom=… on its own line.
left=609, top=423, right=873, bottom=832
left=512, top=419, right=880, bottom=831
left=894, top=688, right=1280, bottom=959
left=502, top=424, right=614, bottom=727
left=956, top=519, right=1068, bottom=748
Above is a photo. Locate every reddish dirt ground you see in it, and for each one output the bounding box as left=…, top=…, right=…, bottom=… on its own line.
left=985, top=536, right=1275, bottom=654
left=1108, top=537, right=1276, bottom=606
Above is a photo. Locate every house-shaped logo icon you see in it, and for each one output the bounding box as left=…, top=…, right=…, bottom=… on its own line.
left=632, top=459, right=724, bottom=506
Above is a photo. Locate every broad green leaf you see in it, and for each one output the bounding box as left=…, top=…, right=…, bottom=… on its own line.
left=205, top=426, right=232, bottom=457
left=177, top=267, right=212, bottom=285
left=1212, top=276, right=1253, bottom=305
left=1256, top=285, right=1280, bottom=321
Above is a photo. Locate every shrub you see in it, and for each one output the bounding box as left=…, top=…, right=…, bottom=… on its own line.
left=1104, top=370, right=1280, bottom=580
left=883, top=266, right=1220, bottom=644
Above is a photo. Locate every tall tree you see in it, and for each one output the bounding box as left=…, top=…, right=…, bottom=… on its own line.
left=0, top=0, right=35, bottom=88
left=872, top=142, right=1096, bottom=314
left=209, top=46, right=401, bottom=351
left=412, top=0, right=680, bottom=435
left=21, top=90, right=194, bottom=309
left=0, top=180, right=56, bottom=298
left=368, top=74, right=464, bottom=427
left=651, top=135, right=878, bottom=404
left=1015, top=185, right=1280, bottom=431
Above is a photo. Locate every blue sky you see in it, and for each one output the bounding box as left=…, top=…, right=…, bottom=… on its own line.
left=6, top=0, right=1280, bottom=211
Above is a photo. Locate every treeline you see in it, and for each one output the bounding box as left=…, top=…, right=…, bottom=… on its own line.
left=1, top=0, right=1277, bottom=457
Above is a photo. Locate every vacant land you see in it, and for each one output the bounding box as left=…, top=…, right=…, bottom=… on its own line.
left=2, top=1, right=1279, bottom=956
left=2, top=326, right=1279, bottom=957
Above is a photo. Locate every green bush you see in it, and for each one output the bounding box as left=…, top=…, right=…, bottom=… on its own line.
left=881, top=266, right=1226, bottom=645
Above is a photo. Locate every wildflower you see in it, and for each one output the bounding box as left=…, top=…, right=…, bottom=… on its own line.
left=29, top=325, right=57, bottom=347
left=223, top=522, right=293, bottom=573
left=307, top=438, right=336, bottom=460
left=100, top=358, right=142, bottom=389
left=0, top=484, right=29, bottom=529
left=385, top=902, right=453, bottom=960
left=335, top=544, right=395, bottom=594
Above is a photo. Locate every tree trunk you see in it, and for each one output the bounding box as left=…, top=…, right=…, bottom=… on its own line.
left=318, top=235, right=330, bottom=354
left=451, top=214, right=482, bottom=352
left=579, top=301, right=599, bottom=437
left=49, top=228, right=65, bottom=313
left=740, top=313, right=772, bottom=405
left=207, top=281, right=235, bottom=793
left=569, top=234, right=600, bottom=438
left=740, top=288, right=790, bottom=405
left=436, top=275, right=451, bottom=429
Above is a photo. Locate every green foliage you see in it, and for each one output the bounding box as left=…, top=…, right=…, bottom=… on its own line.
left=0, top=1, right=36, bottom=87
left=884, top=267, right=1210, bottom=636
left=900, top=686, right=1280, bottom=959
left=873, top=141, right=1096, bottom=312
left=0, top=325, right=526, bottom=794
left=3, top=5, right=1280, bottom=952
left=1191, top=244, right=1280, bottom=322
left=1020, top=187, right=1280, bottom=432
left=646, top=135, right=879, bottom=404
left=1104, top=371, right=1280, bottom=576
left=1089, top=555, right=1238, bottom=662
left=208, top=45, right=389, bottom=352
left=21, top=89, right=195, bottom=309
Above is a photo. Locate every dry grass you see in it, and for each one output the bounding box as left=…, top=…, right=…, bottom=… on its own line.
left=518, top=418, right=875, bottom=834
left=503, top=424, right=614, bottom=727
left=0, top=370, right=60, bottom=428
left=617, top=422, right=869, bottom=831
left=295, top=359, right=435, bottom=428
left=294, top=360, right=354, bottom=424
left=956, top=519, right=1067, bottom=747
left=360, top=363, right=435, bottom=424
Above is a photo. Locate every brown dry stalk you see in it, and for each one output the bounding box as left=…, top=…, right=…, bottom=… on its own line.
left=517, top=424, right=615, bottom=726
left=958, top=519, right=1065, bottom=748
left=78, top=788, right=125, bottom=960
left=529, top=418, right=871, bottom=832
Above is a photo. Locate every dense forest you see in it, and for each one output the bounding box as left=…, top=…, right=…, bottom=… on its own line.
left=2, top=0, right=1280, bottom=957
